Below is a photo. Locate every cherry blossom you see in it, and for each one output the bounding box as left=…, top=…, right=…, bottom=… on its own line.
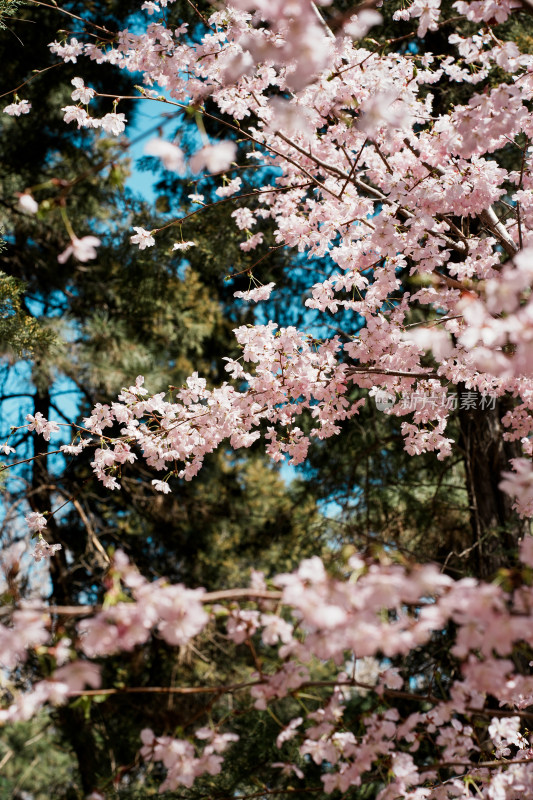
left=17, top=193, right=39, bottom=214
left=62, top=105, right=95, bottom=129
left=3, top=99, right=31, bottom=116
left=144, top=137, right=185, bottom=172
left=31, top=536, right=62, bottom=562
left=3, top=546, right=533, bottom=793
left=130, top=227, right=155, bottom=249
left=190, top=141, right=237, bottom=174
left=49, top=38, right=84, bottom=63
left=25, top=512, right=48, bottom=532
left=215, top=177, right=242, bottom=198
left=233, top=282, right=275, bottom=302
left=99, top=112, right=127, bottom=136
left=25, top=412, right=60, bottom=441
left=57, top=235, right=101, bottom=264
left=70, top=77, right=95, bottom=104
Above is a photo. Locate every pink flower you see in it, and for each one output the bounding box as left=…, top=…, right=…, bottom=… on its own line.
left=152, top=480, right=171, bottom=493
left=357, top=92, right=406, bottom=134
left=520, top=535, right=533, bottom=568
left=234, top=283, right=275, bottom=303
left=25, top=512, right=48, bottom=532
left=500, top=459, right=533, bottom=515
left=53, top=660, right=101, bottom=692
left=70, top=77, right=95, bottom=104
left=62, top=105, right=93, bottom=129
left=3, top=99, right=31, bottom=116
left=402, top=327, right=454, bottom=360
left=130, top=227, right=155, bottom=249
left=58, top=236, right=101, bottom=264
left=100, top=112, right=127, bottom=136
left=215, top=177, right=242, bottom=198
left=345, top=10, right=383, bottom=38
left=145, top=138, right=185, bottom=172
left=231, top=207, right=255, bottom=230
left=26, top=412, right=60, bottom=441
left=141, top=1, right=161, bottom=13
left=276, top=717, right=303, bottom=748
left=49, top=38, right=84, bottom=63
left=239, top=232, right=263, bottom=252
left=172, top=241, right=196, bottom=251
left=31, top=535, right=62, bottom=562
left=190, top=141, right=236, bottom=174
left=17, top=193, right=39, bottom=214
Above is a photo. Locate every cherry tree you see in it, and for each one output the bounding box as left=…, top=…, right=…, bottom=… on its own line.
left=3, top=0, right=533, bottom=796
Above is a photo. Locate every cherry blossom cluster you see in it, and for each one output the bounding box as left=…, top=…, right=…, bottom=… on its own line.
left=3, top=546, right=533, bottom=795
left=26, top=0, right=533, bottom=514
left=69, top=327, right=363, bottom=488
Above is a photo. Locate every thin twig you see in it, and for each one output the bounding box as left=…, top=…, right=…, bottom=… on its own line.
left=26, top=0, right=115, bottom=35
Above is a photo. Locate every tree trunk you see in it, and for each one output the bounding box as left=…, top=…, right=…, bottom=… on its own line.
left=457, top=387, right=528, bottom=579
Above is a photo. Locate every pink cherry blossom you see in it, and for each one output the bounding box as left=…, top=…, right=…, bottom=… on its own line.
left=100, top=112, right=127, bottom=136
left=216, top=177, right=242, bottom=198
left=25, top=512, right=48, bottom=532
left=3, top=99, right=31, bottom=116
left=9, top=2, right=533, bottom=795
left=130, top=227, right=155, bottom=249
left=31, top=536, right=62, bottom=562
left=17, top=193, right=39, bottom=214
left=152, top=479, right=171, bottom=493
left=144, top=138, right=185, bottom=172
left=71, top=77, right=96, bottom=104
left=57, top=235, right=101, bottom=264
left=26, top=412, right=60, bottom=441
left=233, top=283, right=275, bottom=302
left=49, top=38, right=84, bottom=63
left=190, top=141, right=237, bottom=174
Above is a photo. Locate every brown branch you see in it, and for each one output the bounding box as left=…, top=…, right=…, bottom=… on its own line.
left=68, top=681, right=259, bottom=698
left=70, top=496, right=110, bottom=566
left=371, top=140, right=393, bottom=175
left=220, top=790, right=322, bottom=799
left=403, top=138, right=517, bottom=257
left=203, top=588, right=282, bottom=603
left=0, top=63, right=63, bottom=102
left=26, top=0, right=115, bottom=35
left=154, top=184, right=313, bottom=234
left=0, top=449, right=64, bottom=473
left=433, top=271, right=471, bottom=292
left=7, top=589, right=283, bottom=619
left=184, top=0, right=214, bottom=29
left=348, top=367, right=437, bottom=379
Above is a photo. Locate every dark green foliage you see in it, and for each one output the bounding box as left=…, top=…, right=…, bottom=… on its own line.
left=0, top=715, right=80, bottom=799
left=0, top=271, right=55, bottom=355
